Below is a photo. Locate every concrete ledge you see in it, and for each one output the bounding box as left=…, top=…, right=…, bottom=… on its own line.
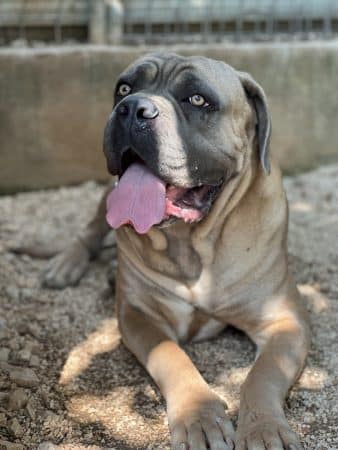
left=1, top=42, right=338, bottom=191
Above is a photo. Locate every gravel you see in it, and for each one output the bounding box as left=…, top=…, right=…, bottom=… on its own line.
left=0, top=166, right=337, bottom=449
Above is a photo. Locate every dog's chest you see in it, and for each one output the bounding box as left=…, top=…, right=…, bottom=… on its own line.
left=153, top=287, right=225, bottom=342
left=118, top=224, right=204, bottom=283
left=134, top=225, right=231, bottom=307
left=118, top=226, right=228, bottom=339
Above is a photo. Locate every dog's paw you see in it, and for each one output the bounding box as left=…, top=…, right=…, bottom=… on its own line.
left=9, top=239, right=63, bottom=259
left=168, top=390, right=235, bottom=450
left=235, top=413, right=303, bottom=450
left=41, top=239, right=90, bottom=289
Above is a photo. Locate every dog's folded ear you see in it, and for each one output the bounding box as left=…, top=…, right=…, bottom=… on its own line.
left=237, top=71, right=272, bottom=174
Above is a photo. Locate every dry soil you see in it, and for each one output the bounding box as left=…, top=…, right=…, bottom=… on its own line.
left=0, top=165, right=337, bottom=449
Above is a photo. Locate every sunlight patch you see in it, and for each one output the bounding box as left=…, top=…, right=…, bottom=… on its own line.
left=59, top=318, right=121, bottom=385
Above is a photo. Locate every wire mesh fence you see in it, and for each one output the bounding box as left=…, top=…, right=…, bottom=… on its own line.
left=123, top=0, right=338, bottom=44
left=0, top=0, right=91, bottom=44
left=1, top=0, right=338, bottom=46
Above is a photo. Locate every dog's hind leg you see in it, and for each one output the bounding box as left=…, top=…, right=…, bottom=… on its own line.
left=41, top=182, right=114, bottom=288
left=12, top=182, right=114, bottom=289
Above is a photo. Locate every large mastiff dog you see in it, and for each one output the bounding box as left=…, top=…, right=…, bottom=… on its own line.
left=39, top=53, right=310, bottom=449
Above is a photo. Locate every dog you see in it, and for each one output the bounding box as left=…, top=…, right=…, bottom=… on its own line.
left=34, top=53, right=310, bottom=450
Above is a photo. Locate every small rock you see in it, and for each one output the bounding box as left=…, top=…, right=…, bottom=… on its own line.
left=37, top=443, right=59, bottom=450
left=15, top=348, right=31, bottom=364
left=0, top=412, right=7, bottom=426
left=20, top=287, right=33, bottom=301
left=27, top=323, right=41, bottom=339
left=16, top=322, right=29, bottom=335
left=21, top=254, right=32, bottom=263
left=30, top=354, right=40, bottom=367
left=8, top=388, right=28, bottom=410
left=39, top=387, right=49, bottom=407
left=8, top=339, right=20, bottom=351
left=0, top=328, right=8, bottom=340
left=0, top=379, right=10, bottom=390
left=0, top=347, right=10, bottom=361
left=26, top=399, right=36, bottom=420
left=0, top=441, right=24, bottom=450
left=0, top=319, right=7, bottom=339
left=303, top=412, right=315, bottom=424
left=9, top=367, right=39, bottom=387
left=0, top=392, right=9, bottom=405
left=5, top=285, right=20, bottom=302
left=40, top=359, right=48, bottom=370
left=25, top=339, right=40, bottom=354
left=84, top=430, right=93, bottom=440
left=8, top=417, right=24, bottom=437
left=44, top=410, right=58, bottom=419
left=49, top=399, right=57, bottom=411
left=35, top=311, right=48, bottom=321
left=0, top=360, right=11, bottom=371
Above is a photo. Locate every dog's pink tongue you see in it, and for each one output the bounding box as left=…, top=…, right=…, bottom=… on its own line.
left=106, top=162, right=166, bottom=234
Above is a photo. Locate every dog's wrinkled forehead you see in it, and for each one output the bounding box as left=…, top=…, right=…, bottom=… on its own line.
left=116, top=53, right=244, bottom=103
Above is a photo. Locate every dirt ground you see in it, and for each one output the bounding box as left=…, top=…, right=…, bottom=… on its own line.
left=0, top=165, right=337, bottom=450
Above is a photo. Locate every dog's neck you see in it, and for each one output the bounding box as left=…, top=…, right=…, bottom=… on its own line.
left=116, top=148, right=264, bottom=283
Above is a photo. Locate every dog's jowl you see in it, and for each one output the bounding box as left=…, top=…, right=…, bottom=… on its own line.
left=44, top=53, right=310, bottom=450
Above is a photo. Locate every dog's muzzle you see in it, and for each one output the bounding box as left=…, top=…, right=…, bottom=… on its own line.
left=104, top=96, right=223, bottom=234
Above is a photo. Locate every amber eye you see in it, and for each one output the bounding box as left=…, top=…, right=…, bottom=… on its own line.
left=117, top=84, right=131, bottom=96
left=189, top=94, right=209, bottom=107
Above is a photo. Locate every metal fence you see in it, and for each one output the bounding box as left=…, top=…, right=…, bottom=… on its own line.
left=0, top=0, right=91, bottom=44
left=1, top=0, right=338, bottom=46
left=123, top=0, right=338, bottom=44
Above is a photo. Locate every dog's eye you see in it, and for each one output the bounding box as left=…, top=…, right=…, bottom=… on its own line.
left=117, top=84, right=131, bottom=97
left=189, top=94, right=209, bottom=107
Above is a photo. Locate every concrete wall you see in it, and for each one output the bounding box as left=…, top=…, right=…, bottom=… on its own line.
left=1, top=42, right=338, bottom=191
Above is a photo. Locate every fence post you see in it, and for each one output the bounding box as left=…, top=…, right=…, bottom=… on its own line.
left=106, top=0, right=124, bottom=45
left=89, top=0, right=106, bottom=44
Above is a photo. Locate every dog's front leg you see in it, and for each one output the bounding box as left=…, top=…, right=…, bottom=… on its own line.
left=236, top=304, right=309, bottom=450
left=41, top=182, right=114, bottom=288
left=119, top=301, right=235, bottom=450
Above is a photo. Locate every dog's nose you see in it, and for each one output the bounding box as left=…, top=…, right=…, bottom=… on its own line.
left=136, top=98, right=159, bottom=120
left=116, top=97, right=159, bottom=122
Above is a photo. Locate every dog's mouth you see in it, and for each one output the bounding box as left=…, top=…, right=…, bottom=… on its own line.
left=106, top=150, right=223, bottom=234
left=163, top=183, right=221, bottom=224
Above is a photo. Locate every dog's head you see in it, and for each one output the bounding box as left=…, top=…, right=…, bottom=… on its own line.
left=104, top=53, right=271, bottom=233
